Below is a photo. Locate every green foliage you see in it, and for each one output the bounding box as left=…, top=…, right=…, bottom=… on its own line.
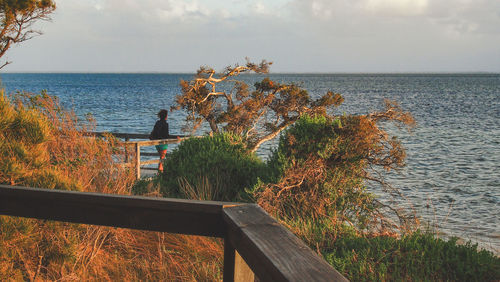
left=324, top=232, right=500, bottom=281
left=255, top=113, right=500, bottom=282
left=272, top=113, right=394, bottom=169
left=0, top=92, right=88, bottom=278
left=1, top=71, right=495, bottom=280
left=159, top=132, right=268, bottom=201
left=256, top=114, right=380, bottom=237
left=267, top=114, right=346, bottom=174
left=10, top=107, right=50, bottom=145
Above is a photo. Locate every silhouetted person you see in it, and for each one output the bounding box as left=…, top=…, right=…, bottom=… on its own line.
left=149, top=109, right=179, bottom=172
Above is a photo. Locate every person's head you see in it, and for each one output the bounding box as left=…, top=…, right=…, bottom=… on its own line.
left=158, top=109, right=168, bottom=120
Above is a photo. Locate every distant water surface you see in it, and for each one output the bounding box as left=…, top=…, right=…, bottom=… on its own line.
left=2, top=73, right=499, bottom=254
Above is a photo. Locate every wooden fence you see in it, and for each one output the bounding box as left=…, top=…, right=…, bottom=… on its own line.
left=0, top=185, right=348, bottom=281
left=88, top=132, right=185, bottom=179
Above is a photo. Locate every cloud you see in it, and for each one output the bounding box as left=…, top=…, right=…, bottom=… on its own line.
left=3, top=0, right=500, bottom=72
left=290, top=0, right=500, bottom=36
left=426, top=0, right=500, bottom=36
left=364, top=0, right=429, bottom=16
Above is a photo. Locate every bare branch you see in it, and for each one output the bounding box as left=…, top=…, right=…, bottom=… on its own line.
left=198, top=92, right=226, bottom=104
left=0, top=60, right=11, bottom=70
left=0, top=0, right=56, bottom=65
left=249, top=120, right=294, bottom=153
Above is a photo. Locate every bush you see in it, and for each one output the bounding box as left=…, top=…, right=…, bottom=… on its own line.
left=254, top=114, right=381, bottom=242
left=324, top=231, right=500, bottom=281
left=159, top=132, right=268, bottom=201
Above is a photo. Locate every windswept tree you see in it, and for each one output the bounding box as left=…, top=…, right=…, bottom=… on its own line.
left=0, top=0, right=56, bottom=69
left=173, top=59, right=344, bottom=152
left=174, top=59, right=416, bottom=235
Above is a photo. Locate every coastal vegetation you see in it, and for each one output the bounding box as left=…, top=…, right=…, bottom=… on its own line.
left=142, top=62, right=498, bottom=280
left=153, top=132, right=266, bottom=201
left=0, top=92, right=223, bottom=280
left=1, top=65, right=498, bottom=280
left=1, top=0, right=498, bottom=280
left=1, top=89, right=498, bottom=280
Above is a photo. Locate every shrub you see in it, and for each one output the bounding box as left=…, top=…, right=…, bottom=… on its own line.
left=159, top=132, right=268, bottom=201
left=324, top=231, right=500, bottom=281
left=254, top=114, right=382, bottom=244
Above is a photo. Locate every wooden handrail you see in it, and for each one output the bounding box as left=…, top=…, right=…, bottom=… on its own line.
left=86, top=131, right=189, bottom=140
left=85, top=131, right=188, bottom=179
left=0, top=185, right=348, bottom=282
left=121, top=139, right=181, bottom=146
left=224, top=204, right=348, bottom=282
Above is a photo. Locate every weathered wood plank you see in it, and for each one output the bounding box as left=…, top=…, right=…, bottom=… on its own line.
left=86, top=132, right=151, bottom=139
left=223, top=237, right=236, bottom=282
left=223, top=240, right=255, bottom=282
left=122, top=139, right=181, bottom=146
left=87, top=131, right=189, bottom=140
left=140, top=167, right=158, bottom=171
left=235, top=251, right=255, bottom=282
left=135, top=143, right=141, bottom=179
left=141, top=152, right=160, bottom=157
left=223, top=204, right=348, bottom=282
left=0, top=185, right=238, bottom=237
left=141, top=159, right=160, bottom=165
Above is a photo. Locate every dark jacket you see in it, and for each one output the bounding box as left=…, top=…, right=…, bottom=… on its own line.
left=149, top=120, right=171, bottom=140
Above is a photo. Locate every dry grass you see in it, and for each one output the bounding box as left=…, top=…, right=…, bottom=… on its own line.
left=0, top=91, right=223, bottom=281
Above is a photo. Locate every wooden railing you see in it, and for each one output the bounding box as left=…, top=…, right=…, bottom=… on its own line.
left=0, top=185, right=348, bottom=281
left=88, top=132, right=185, bottom=179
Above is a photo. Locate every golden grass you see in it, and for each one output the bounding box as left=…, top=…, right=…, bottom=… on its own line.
left=0, top=91, right=223, bottom=281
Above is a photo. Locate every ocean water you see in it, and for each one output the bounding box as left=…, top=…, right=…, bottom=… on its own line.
left=2, top=73, right=499, bottom=254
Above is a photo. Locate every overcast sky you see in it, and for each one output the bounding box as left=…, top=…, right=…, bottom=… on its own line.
left=3, top=0, right=500, bottom=73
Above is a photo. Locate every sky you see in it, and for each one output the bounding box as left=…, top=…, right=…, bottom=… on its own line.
left=3, top=0, right=500, bottom=73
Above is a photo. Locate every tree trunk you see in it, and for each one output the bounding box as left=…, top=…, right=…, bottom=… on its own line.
left=249, top=121, right=293, bottom=153
left=208, top=118, right=219, bottom=133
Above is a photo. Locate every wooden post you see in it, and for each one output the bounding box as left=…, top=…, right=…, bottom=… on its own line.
left=124, top=137, right=130, bottom=163
left=223, top=237, right=236, bottom=282
left=135, top=143, right=140, bottom=179
left=235, top=251, right=255, bottom=282
left=224, top=237, right=255, bottom=282
left=223, top=204, right=348, bottom=281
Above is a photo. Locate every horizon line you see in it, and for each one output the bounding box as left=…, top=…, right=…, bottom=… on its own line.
left=2, top=71, right=499, bottom=75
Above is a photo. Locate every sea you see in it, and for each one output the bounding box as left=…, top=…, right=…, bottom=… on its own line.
left=1, top=73, right=499, bottom=254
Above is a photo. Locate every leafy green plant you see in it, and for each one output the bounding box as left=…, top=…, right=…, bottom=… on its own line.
left=160, top=132, right=268, bottom=201
left=324, top=231, right=500, bottom=281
